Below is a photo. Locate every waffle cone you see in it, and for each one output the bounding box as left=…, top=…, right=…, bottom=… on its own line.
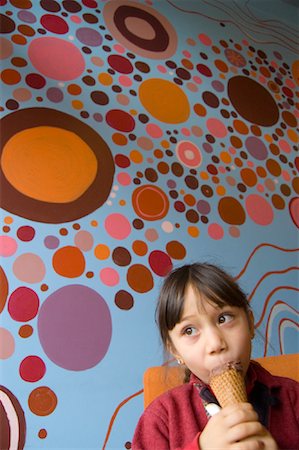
left=209, top=362, right=247, bottom=407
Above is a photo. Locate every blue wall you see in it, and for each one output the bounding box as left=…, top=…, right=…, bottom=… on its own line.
left=0, top=0, right=298, bottom=448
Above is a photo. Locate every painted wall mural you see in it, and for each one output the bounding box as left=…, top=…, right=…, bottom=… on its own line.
left=0, top=0, right=298, bottom=448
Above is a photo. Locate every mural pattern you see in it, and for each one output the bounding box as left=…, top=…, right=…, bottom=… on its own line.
left=0, top=0, right=298, bottom=448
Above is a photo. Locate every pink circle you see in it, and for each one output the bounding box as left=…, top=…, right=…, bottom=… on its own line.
left=104, top=213, right=131, bottom=240
left=70, top=15, right=82, bottom=24
left=13, top=253, right=46, bottom=283
left=206, top=118, right=227, bottom=138
left=146, top=123, right=163, bottom=138
left=0, top=235, right=18, bottom=257
left=176, top=140, right=202, bottom=168
left=117, top=172, right=131, bottom=186
left=113, top=44, right=125, bottom=53
left=100, top=267, right=120, bottom=286
left=181, top=127, right=191, bottom=136
left=157, top=65, right=167, bottom=73
left=289, top=197, right=299, bottom=228
left=8, top=287, right=39, bottom=322
left=28, top=37, right=85, bottom=81
left=38, top=285, right=112, bottom=370
left=278, top=139, right=291, bottom=153
left=198, top=33, right=212, bottom=46
left=281, top=170, right=291, bottom=182
left=245, top=194, right=274, bottom=225
left=208, top=223, right=224, bottom=240
left=0, top=328, right=15, bottom=359
left=19, top=355, right=46, bottom=382
left=118, top=75, right=132, bottom=87
left=74, top=230, right=94, bottom=252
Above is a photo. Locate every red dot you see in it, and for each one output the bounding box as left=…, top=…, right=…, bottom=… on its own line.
left=148, top=250, right=173, bottom=276
left=17, top=226, right=35, bottom=241
left=8, top=287, right=39, bottom=322
left=19, top=355, right=46, bottom=382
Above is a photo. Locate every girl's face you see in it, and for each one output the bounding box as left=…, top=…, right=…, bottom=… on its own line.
left=168, top=284, right=254, bottom=384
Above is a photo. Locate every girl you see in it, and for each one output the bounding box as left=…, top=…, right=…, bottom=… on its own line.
left=132, top=263, right=299, bottom=450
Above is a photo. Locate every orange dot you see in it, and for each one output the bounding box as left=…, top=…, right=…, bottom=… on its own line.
left=4, top=216, right=13, bottom=224
left=220, top=151, right=231, bottom=164
left=130, top=150, right=143, bottom=163
left=188, top=226, right=199, bottom=237
left=53, top=246, right=85, bottom=278
left=139, top=78, right=190, bottom=124
left=11, top=34, right=27, bottom=45
left=38, top=429, right=47, bottom=439
left=1, top=126, right=98, bottom=203
left=28, top=387, right=57, bottom=416
left=94, top=244, right=110, bottom=260
left=216, top=185, right=226, bottom=195
left=72, top=100, right=83, bottom=110
left=132, top=240, right=148, bottom=256
left=119, top=199, right=126, bottom=206
left=98, top=72, right=113, bottom=85
left=287, top=129, right=298, bottom=143
left=90, top=220, right=98, bottom=227
left=214, top=59, right=228, bottom=72
left=194, top=103, right=206, bottom=117
left=154, top=149, right=163, bottom=159
left=1, top=68, right=21, bottom=85
left=160, top=140, right=170, bottom=149
left=264, top=134, right=273, bottom=143
left=184, top=194, right=196, bottom=206
left=19, top=324, right=33, bottom=338
left=112, top=133, right=128, bottom=146
left=200, top=171, right=209, bottom=180
left=67, top=84, right=82, bottom=95
left=233, top=119, right=249, bottom=135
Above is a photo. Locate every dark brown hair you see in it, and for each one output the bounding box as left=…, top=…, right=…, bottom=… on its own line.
left=156, top=262, right=251, bottom=352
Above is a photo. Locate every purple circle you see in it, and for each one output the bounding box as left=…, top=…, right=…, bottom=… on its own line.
left=47, top=87, right=64, bottom=102
left=44, top=235, right=60, bottom=249
left=196, top=199, right=211, bottom=214
left=167, top=180, right=176, bottom=188
left=38, top=285, right=112, bottom=371
left=245, top=136, right=268, bottom=160
left=76, top=27, right=102, bottom=46
left=203, top=143, right=213, bottom=153
left=18, top=10, right=37, bottom=23
left=211, top=80, right=224, bottom=92
left=93, top=112, right=103, bottom=122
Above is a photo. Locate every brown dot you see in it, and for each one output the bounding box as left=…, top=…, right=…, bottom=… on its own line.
left=271, top=194, right=285, bottom=209
left=166, top=240, right=186, bottom=260
left=282, top=111, right=297, bottom=127
left=266, top=159, right=281, bottom=176
left=127, top=264, right=153, bottom=293
left=115, top=290, right=134, bottom=310
left=112, top=247, right=132, bottom=266
left=186, top=209, right=199, bottom=223
left=228, top=76, right=279, bottom=126
left=218, top=196, right=246, bottom=225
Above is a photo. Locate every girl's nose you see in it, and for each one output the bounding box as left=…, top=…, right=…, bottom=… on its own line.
left=205, top=327, right=227, bottom=354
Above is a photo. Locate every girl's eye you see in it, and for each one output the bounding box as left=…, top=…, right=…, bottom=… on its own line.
left=218, top=313, right=233, bottom=324
left=183, top=326, right=197, bottom=336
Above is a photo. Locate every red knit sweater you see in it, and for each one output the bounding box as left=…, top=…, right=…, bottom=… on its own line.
left=132, top=361, right=299, bottom=450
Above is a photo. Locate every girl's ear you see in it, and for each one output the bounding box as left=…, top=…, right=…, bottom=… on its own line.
left=167, top=341, right=182, bottom=362
left=248, top=310, right=255, bottom=338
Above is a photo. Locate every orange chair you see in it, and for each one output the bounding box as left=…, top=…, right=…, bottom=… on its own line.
left=143, top=353, right=299, bottom=408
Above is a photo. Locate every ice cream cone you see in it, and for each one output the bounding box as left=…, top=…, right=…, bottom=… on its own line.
left=209, top=362, right=247, bottom=407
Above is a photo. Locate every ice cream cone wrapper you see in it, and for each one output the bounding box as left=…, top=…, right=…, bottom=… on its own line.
left=209, top=362, right=247, bottom=407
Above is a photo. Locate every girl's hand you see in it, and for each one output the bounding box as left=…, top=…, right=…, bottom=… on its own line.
left=199, top=402, right=277, bottom=450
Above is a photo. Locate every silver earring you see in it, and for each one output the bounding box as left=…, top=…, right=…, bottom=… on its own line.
left=177, top=359, right=183, bottom=365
